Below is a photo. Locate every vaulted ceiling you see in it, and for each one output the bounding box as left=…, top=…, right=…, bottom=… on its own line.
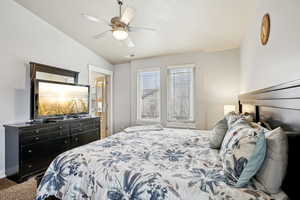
left=15, top=0, right=256, bottom=64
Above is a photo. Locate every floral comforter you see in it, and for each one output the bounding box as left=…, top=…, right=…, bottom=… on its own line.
left=36, top=128, right=275, bottom=200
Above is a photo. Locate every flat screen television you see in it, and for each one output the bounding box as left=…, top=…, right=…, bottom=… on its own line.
left=31, top=80, right=90, bottom=119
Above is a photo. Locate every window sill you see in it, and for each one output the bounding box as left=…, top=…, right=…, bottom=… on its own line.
left=135, top=120, right=161, bottom=125
left=166, top=122, right=196, bottom=129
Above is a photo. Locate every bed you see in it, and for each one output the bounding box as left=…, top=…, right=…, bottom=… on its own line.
left=36, top=128, right=279, bottom=200
left=36, top=79, right=300, bottom=200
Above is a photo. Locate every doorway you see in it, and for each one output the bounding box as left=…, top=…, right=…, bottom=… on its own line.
left=89, top=65, right=113, bottom=139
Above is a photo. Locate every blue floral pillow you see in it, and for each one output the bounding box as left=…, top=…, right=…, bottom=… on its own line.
left=222, top=129, right=266, bottom=187
left=219, top=117, right=251, bottom=159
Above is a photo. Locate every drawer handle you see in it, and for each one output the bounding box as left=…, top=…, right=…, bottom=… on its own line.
left=28, top=164, right=32, bottom=168
left=35, top=130, right=40, bottom=134
left=59, top=126, right=63, bottom=129
left=35, top=137, right=40, bottom=141
left=75, top=138, right=79, bottom=142
left=64, top=140, right=68, bottom=144
left=28, top=149, right=32, bottom=153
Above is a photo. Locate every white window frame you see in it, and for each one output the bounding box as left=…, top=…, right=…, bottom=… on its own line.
left=166, top=64, right=196, bottom=128
left=136, top=68, right=161, bottom=123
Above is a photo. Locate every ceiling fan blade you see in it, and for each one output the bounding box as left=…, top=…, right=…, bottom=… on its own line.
left=81, top=14, right=112, bottom=26
left=99, top=19, right=113, bottom=26
left=93, top=30, right=112, bottom=39
left=81, top=14, right=100, bottom=23
left=129, top=26, right=156, bottom=32
left=123, top=37, right=135, bottom=48
left=120, top=7, right=136, bottom=25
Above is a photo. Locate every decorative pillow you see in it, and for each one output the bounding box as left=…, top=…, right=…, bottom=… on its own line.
left=219, top=117, right=251, bottom=159
left=235, top=132, right=266, bottom=187
left=222, top=129, right=266, bottom=186
left=209, top=118, right=228, bottom=149
left=250, top=122, right=262, bottom=129
left=255, top=127, right=288, bottom=194
left=251, top=121, right=271, bottom=131
left=240, top=112, right=254, bottom=123
left=259, top=121, right=272, bottom=130
left=225, top=111, right=241, bottom=127
left=124, top=124, right=163, bottom=133
left=252, top=179, right=289, bottom=200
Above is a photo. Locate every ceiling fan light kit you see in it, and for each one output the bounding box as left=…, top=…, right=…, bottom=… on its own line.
left=113, top=27, right=128, bottom=40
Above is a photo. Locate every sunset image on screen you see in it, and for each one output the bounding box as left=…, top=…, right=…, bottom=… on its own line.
left=38, top=82, right=89, bottom=116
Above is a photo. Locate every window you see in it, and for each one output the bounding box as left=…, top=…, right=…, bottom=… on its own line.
left=167, top=65, right=195, bottom=123
left=137, top=70, right=160, bottom=121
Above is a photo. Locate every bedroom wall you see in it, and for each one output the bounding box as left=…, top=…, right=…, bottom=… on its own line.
left=240, top=0, right=300, bottom=92
left=114, top=49, right=240, bottom=132
left=0, top=0, right=113, bottom=178
left=113, top=63, right=132, bottom=132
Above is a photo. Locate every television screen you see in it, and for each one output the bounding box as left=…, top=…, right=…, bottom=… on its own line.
left=37, top=81, right=89, bottom=117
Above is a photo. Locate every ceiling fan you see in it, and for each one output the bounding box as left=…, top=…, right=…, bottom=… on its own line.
left=82, top=0, right=156, bottom=48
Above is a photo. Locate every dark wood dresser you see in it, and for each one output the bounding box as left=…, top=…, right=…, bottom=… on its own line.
left=4, top=117, right=100, bottom=183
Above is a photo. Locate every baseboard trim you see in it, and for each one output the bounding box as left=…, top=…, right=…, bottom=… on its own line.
left=5, top=166, right=18, bottom=177
left=0, top=170, right=6, bottom=179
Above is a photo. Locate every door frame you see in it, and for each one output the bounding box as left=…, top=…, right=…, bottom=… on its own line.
left=88, top=65, right=114, bottom=135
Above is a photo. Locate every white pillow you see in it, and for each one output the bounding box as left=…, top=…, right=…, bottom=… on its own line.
left=124, top=124, right=163, bottom=133
left=255, top=127, right=288, bottom=194
left=253, top=179, right=288, bottom=200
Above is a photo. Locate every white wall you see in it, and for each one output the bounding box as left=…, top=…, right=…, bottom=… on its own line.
left=240, top=0, right=300, bottom=92
left=0, top=0, right=113, bottom=178
left=113, top=63, right=131, bottom=132
left=114, top=49, right=240, bottom=132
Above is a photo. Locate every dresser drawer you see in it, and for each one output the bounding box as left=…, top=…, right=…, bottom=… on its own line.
left=21, top=137, right=70, bottom=163
left=94, top=117, right=100, bottom=126
left=70, top=118, right=100, bottom=135
left=20, top=129, right=69, bottom=145
left=21, top=158, right=53, bottom=177
left=20, top=123, right=69, bottom=139
left=71, top=129, right=99, bottom=148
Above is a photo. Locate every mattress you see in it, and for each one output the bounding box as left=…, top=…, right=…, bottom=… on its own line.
left=36, top=128, right=281, bottom=200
